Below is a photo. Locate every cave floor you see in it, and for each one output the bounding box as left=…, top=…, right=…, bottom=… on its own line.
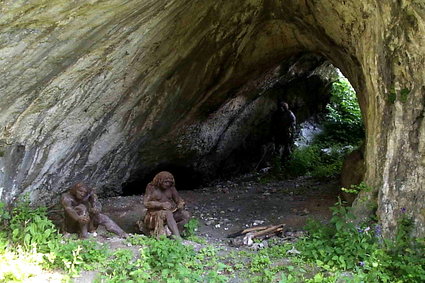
left=101, top=172, right=340, bottom=241
left=72, top=173, right=341, bottom=282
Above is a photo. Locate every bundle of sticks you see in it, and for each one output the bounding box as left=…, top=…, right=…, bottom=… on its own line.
left=227, top=223, right=285, bottom=239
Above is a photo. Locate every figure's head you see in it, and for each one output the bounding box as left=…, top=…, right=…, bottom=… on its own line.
left=70, top=183, right=90, bottom=200
left=151, top=171, right=175, bottom=190
left=279, top=101, right=289, bottom=111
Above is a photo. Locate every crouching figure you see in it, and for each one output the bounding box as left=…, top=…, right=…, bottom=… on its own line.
left=61, top=183, right=127, bottom=238
left=141, top=171, right=190, bottom=238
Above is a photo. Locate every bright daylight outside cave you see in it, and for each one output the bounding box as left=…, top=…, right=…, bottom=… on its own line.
left=0, top=1, right=424, bottom=282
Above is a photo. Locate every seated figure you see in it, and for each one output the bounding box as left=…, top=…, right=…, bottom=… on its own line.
left=61, top=183, right=127, bottom=238
left=142, top=171, right=190, bottom=238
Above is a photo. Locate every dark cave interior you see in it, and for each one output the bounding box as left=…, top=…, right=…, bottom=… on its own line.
left=120, top=55, right=353, bottom=197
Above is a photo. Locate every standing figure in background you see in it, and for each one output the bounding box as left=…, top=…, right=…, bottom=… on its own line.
left=272, top=101, right=297, bottom=162
left=61, top=183, right=127, bottom=238
left=143, top=171, right=190, bottom=238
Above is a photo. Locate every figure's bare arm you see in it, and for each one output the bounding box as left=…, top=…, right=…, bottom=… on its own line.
left=143, top=185, right=169, bottom=210
left=89, top=193, right=102, bottom=214
left=62, top=194, right=82, bottom=221
left=171, top=187, right=185, bottom=209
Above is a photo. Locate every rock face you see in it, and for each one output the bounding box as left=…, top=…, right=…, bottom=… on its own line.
left=340, top=146, right=366, bottom=205
left=0, top=0, right=424, bottom=237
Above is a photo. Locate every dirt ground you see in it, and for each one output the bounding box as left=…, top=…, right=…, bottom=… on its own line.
left=100, top=172, right=340, bottom=243
left=69, top=173, right=341, bottom=282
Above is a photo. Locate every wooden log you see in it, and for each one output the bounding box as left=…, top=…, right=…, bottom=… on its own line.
left=252, top=224, right=285, bottom=238
left=227, top=223, right=285, bottom=238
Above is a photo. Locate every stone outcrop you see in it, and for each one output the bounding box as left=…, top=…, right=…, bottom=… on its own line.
left=0, top=0, right=424, bottom=237
left=340, top=146, right=366, bottom=205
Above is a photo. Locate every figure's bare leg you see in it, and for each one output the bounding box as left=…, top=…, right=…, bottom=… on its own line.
left=165, top=211, right=180, bottom=237
left=174, top=210, right=191, bottom=233
left=98, top=214, right=128, bottom=237
left=75, top=204, right=89, bottom=238
left=79, top=222, right=89, bottom=238
left=88, top=220, right=97, bottom=233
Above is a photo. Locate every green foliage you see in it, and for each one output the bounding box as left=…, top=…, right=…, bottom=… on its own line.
left=387, top=86, right=411, bottom=104
left=285, top=144, right=347, bottom=178
left=400, top=88, right=410, bottom=103
left=99, top=248, right=151, bottom=283
left=0, top=246, right=46, bottom=282
left=5, top=196, right=60, bottom=253
left=182, top=218, right=199, bottom=238
left=341, top=182, right=372, bottom=196
left=0, top=198, right=63, bottom=281
left=0, top=202, right=10, bottom=226
left=250, top=254, right=272, bottom=273
left=282, top=78, right=363, bottom=178
left=2, top=193, right=423, bottom=282
left=323, top=78, right=364, bottom=144
left=295, top=200, right=377, bottom=271
left=0, top=197, right=109, bottom=280
left=47, top=238, right=109, bottom=275
left=144, top=236, right=196, bottom=271
left=285, top=145, right=321, bottom=176
left=388, top=87, right=397, bottom=104
left=289, top=201, right=425, bottom=282
left=125, top=235, right=229, bottom=282
left=0, top=203, right=10, bottom=253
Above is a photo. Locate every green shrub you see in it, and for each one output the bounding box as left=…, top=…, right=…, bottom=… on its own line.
left=99, top=248, right=151, bottom=283
left=290, top=200, right=425, bottom=282
left=296, top=200, right=378, bottom=270
left=5, top=196, right=60, bottom=253
left=46, top=237, right=109, bottom=275
left=0, top=247, right=47, bottom=282
left=321, top=78, right=364, bottom=144
left=182, top=218, right=199, bottom=239
left=126, top=235, right=228, bottom=282
left=250, top=254, right=272, bottom=273
left=0, top=197, right=110, bottom=278
left=285, top=144, right=348, bottom=178
left=285, top=145, right=321, bottom=176
left=283, top=78, right=363, bottom=179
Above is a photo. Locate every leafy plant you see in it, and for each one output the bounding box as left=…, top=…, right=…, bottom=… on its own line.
left=399, top=88, right=410, bottom=103
left=285, top=144, right=348, bottom=178
left=250, top=254, right=272, bottom=273
left=0, top=197, right=110, bottom=279
left=295, top=199, right=378, bottom=271
left=99, top=248, right=151, bottom=283
left=182, top=218, right=199, bottom=239
left=0, top=246, right=47, bottom=282
left=282, top=78, right=363, bottom=179
left=126, top=235, right=228, bottom=282
left=322, top=78, right=364, bottom=144
left=47, top=237, right=109, bottom=274
left=280, top=200, right=425, bottom=282
left=341, top=182, right=372, bottom=195
left=6, top=196, right=60, bottom=253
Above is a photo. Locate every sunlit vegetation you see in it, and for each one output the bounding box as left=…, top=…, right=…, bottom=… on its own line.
left=1, top=197, right=424, bottom=282
left=285, top=77, right=364, bottom=178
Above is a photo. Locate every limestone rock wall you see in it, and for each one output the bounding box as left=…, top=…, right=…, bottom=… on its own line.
left=0, top=0, right=424, bottom=237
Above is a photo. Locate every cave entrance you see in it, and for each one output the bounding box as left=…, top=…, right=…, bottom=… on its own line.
left=183, top=60, right=365, bottom=235
left=114, top=54, right=364, bottom=235
left=121, top=54, right=364, bottom=203
left=211, top=54, right=364, bottom=191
